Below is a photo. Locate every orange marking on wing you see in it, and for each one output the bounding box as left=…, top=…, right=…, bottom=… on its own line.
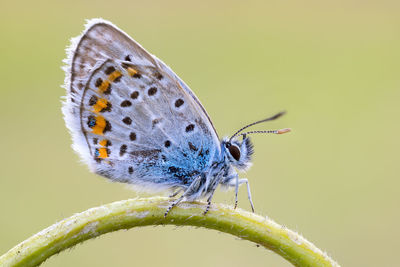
left=127, top=67, right=138, bottom=76
left=93, top=98, right=108, bottom=113
left=108, top=71, right=122, bottom=82
left=99, top=139, right=108, bottom=146
left=98, top=80, right=110, bottom=93
left=92, top=115, right=106, bottom=135
left=98, top=147, right=108, bottom=158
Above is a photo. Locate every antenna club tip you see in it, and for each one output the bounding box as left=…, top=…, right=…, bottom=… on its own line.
left=277, top=128, right=291, bottom=134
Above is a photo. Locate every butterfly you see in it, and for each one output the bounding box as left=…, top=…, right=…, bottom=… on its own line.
left=62, top=18, right=290, bottom=216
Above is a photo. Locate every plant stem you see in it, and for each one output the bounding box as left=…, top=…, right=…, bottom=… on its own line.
left=0, top=197, right=339, bottom=267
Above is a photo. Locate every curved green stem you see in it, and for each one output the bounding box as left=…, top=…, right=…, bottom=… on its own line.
left=0, top=197, right=339, bottom=267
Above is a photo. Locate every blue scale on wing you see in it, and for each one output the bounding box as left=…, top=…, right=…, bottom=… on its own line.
left=65, top=21, right=222, bottom=191
left=77, top=59, right=215, bottom=187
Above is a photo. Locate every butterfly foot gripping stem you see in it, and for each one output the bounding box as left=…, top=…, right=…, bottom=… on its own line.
left=203, top=187, right=217, bottom=215
left=203, top=201, right=211, bottom=215
left=164, top=195, right=184, bottom=217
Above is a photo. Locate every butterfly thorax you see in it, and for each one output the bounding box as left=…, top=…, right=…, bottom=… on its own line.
left=182, top=155, right=229, bottom=201
left=183, top=137, right=254, bottom=200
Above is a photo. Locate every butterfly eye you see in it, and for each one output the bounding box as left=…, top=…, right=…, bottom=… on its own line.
left=228, top=145, right=241, bottom=161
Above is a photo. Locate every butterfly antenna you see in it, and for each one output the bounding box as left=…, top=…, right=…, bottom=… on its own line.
left=229, top=111, right=287, bottom=142
left=237, top=129, right=291, bottom=139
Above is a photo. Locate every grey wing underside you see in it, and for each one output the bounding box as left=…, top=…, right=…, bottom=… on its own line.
left=63, top=19, right=221, bottom=191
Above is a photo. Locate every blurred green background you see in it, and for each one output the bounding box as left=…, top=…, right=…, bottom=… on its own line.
left=1, top=0, right=399, bottom=266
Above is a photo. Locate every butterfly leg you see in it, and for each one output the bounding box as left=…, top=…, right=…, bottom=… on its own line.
left=225, top=177, right=255, bottom=212
left=203, top=188, right=217, bottom=215
left=169, top=188, right=183, bottom=198
left=224, top=173, right=240, bottom=209
left=203, top=175, right=224, bottom=215
left=164, top=195, right=185, bottom=217
left=165, top=176, right=204, bottom=217
left=239, top=178, right=255, bottom=212
left=234, top=174, right=239, bottom=209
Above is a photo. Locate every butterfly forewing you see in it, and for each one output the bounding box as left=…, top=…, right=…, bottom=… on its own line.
left=63, top=19, right=220, bottom=190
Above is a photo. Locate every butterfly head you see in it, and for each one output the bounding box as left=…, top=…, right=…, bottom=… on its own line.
left=222, top=111, right=291, bottom=170
left=222, top=136, right=254, bottom=171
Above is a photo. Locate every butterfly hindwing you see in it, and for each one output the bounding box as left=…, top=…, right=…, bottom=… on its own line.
left=63, top=19, right=220, bottom=191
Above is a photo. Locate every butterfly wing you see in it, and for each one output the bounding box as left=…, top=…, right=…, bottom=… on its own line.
left=63, top=19, right=221, bottom=191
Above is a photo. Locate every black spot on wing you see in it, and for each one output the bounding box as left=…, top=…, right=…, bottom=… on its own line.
left=120, top=145, right=127, bottom=156
left=185, top=124, right=195, bottom=132
left=122, top=117, right=132, bottom=125
left=131, top=91, right=139, bottom=99
left=164, top=140, right=171, bottom=148
left=104, top=121, right=112, bottom=133
left=148, top=87, right=157, bottom=96
left=121, top=100, right=132, bottom=107
left=175, top=99, right=184, bottom=108
left=87, top=116, right=96, bottom=128
left=95, top=78, right=102, bottom=87
left=129, top=132, right=136, bottom=141
left=105, top=66, right=115, bottom=75
left=89, top=95, right=98, bottom=106
left=188, top=142, right=198, bottom=151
